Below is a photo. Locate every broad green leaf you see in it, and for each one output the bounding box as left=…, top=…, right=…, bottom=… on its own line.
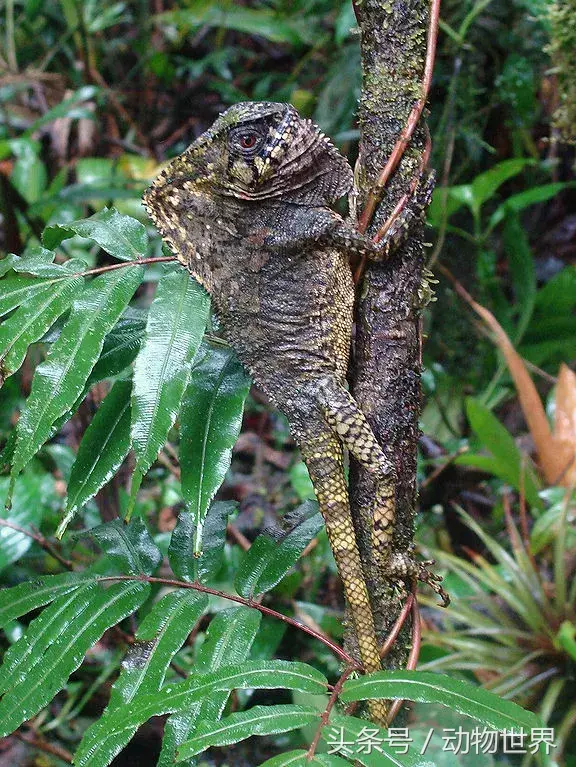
left=0, top=466, right=59, bottom=571
left=503, top=213, right=535, bottom=342
left=0, top=274, right=83, bottom=382
left=235, top=501, right=322, bottom=598
left=0, top=581, right=149, bottom=736
left=469, top=159, right=535, bottom=216
left=5, top=247, right=76, bottom=277
left=0, top=583, right=100, bottom=695
left=60, top=380, right=133, bottom=535
left=86, top=518, right=162, bottom=576
left=109, top=590, right=207, bottom=706
left=177, top=705, right=320, bottom=759
left=489, top=182, right=573, bottom=230
left=11, top=266, right=144, bottom=479
left=260, top=752, right=352, bottom=767
left=458, top=398, right=541, bottom=507
left=326, top=714, right=435, bottom=767
left=75, top=661, right=327, bottom=767
left=340, top=671, right=540, bottom=731
left=0, top=255, right=18, bottom=277
left=0, top=572, right=93, bottom=630
left=158, top=6, right=313, bottom=45
left=159, top=606, right=261, bottom=767
left=533, top=265, right=576, bottom=317
left=43, top=207, right=148, bottom=261
left=0, top=273, right=73, bottom=318
left=168, top=500, right=236, bottom=584
left=130, top=271, right=209, bottom=511
left=88, top=307, right=146, bottom=385
left=180, top=343, right=250, bottom=547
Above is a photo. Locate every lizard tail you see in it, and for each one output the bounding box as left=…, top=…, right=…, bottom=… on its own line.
left=301, top=434, right=387, bottom=725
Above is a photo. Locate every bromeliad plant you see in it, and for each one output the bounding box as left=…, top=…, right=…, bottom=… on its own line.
left=0, top=209, right=543, bottom=764
left=420, top=500, right=576, bottom=764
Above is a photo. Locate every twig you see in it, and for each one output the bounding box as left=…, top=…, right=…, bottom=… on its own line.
left=74, top=255, right=176, bottom=278
left=227, top=522, right=251, bottom=552
left=96, top=574, right=359, bottom=667
left=0, top=519, right=73, bottom=569
left=353, top=134, right=432, bottom=284
left=357, top=0, right=441, bottom=233
left=306, top=665, right=357, bottom=760
left=386, top=585, right=422, bottom=725
left=14, top=730, right=73, bottom=764
left=380, top=592, right=414, bottom=659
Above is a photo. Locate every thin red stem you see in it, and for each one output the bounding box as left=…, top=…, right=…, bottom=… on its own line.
left=306, top=665, right=357, bottom=760
left=96, top=574, right=359, bottom=667
left=0, top=519, right=73, bottom=570
left=357, top=0, right=441, bottom=234
left=75, top=255, right=176, bottom=278
left=386, top=585, right=422, bottom=726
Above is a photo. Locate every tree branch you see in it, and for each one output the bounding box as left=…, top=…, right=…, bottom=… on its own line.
left=350, top=0, right=438, bottom=669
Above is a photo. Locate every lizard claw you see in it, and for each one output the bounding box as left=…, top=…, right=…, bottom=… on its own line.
left=384, top=550, right=450, bottom=607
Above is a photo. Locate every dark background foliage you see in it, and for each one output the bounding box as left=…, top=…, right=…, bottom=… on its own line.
left=0, top=0, right=574, bottom=765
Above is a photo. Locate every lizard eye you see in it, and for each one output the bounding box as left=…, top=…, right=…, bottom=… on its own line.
left=229, top=126, right=264, bottom=155
left=239, top=133, right=257, bottom=149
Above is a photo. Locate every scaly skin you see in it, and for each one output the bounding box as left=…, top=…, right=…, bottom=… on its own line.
left=143, top=101, right=446, bottom=724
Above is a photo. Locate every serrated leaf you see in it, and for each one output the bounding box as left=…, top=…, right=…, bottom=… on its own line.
left=11, top=265, right=144, bottom=479
left=86, top=518, right=162, bottom=575
left=110, top=590, right=207, bottom=707
left=0, top=273, right=71, bottom=318
left=180, top=343, right=250, bottom=546
left=75, top=660, right=327, bottom=767
left=235, top=501, right=322, bottom=598
left=79, top=590, right=209, bottom=764
left=0, top=581, right=149, bottom=737
left=0, top=572, right=93, bottom=629
left=0, top=274, right=83, bottom=382
left=168, top=500, right=236, bottom=584
left=340, top=671, right=540, bottom=731
left=160, top=606, right=261, bottom=767
left=9, top=248, right=86, bottom=277
left=177, top=705, right=319, bottom=759
left=43, top=207, right=147, bottom=261
left=130, top=270, right=209, bottom=502
left=88, top=308, right=146, bottom=385
left=326, top=714, right=434, bottom=767
left=61, top=380, right=132, bottom=534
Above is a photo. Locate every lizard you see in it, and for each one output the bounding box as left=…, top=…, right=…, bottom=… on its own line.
left=143, top=101, right=447, bottom=724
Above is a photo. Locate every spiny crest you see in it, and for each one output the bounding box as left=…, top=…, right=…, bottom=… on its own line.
left=145, top=101, right=353, bottom=208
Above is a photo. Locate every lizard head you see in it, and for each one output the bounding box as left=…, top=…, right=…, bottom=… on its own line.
left=145, top=101, right=353, bottom=206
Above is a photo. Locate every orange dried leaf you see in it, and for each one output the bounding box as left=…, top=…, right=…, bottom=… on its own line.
left=554, top=364, right=576, bottom=485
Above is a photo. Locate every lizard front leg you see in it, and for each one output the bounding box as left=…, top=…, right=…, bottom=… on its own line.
left=299, top=431, right=387, bottom=725
left=318, top=377, right=449, bottom=606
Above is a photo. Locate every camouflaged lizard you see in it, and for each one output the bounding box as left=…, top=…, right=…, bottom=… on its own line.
left=143, top=101, right=446, bottom=724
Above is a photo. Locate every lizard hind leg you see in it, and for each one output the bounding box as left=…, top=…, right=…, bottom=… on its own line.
left=317, top=377, right=450, bottom=607
left=299, top=432, right=387, bottom=725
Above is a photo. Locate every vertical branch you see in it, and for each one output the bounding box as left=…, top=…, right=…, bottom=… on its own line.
left=350, top=0, right=434, bottom=665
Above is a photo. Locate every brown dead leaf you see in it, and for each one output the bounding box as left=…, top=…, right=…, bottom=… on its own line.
left=441, top=265, right=573, bottom=487
left=554, top=364, right=576, bottom=484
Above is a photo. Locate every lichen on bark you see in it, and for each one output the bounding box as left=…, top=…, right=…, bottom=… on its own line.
left=349, top=0, right=432, bottom=668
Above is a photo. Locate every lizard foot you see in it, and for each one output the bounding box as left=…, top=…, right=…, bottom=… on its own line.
left=384, top=548, right=450, bottom=607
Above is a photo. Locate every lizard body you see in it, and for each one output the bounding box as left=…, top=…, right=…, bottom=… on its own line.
left=143, top=102, right=445, bottom=723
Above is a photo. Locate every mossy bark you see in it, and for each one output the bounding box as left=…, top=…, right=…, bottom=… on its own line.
left=349, top=0, right=431, bottom=667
